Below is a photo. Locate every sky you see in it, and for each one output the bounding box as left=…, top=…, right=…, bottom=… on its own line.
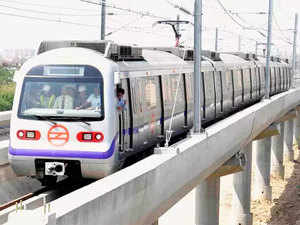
left=0, top=0, right=299, bottom=58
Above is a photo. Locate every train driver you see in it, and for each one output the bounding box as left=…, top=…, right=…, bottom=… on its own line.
left=75, top=85, right=88, bottom=110
left=53, top=85, right=74, bottom=109
left=76, top=86, right=101, bottom=110
left=40, top=85, right=56, bottom=108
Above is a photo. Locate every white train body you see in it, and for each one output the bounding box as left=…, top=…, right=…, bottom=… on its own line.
left=9, top=41, right=291, bottom=185
left=10, top=47, right=121, bottom=181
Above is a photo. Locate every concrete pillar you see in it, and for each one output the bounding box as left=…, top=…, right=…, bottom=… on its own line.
left=253, top=137, right=272, bottom=201
left=294, top=111, right=300, bottom=148
left=284, top=119, right=294, bottom=162
left=232, top=143, right=253, bottom=225
left=195, top=176, right=220, bottom=225
left=271, top=123, right=285, bottom=179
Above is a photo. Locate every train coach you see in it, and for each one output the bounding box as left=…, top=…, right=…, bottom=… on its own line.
left=9, top=41, right=291, bottom=185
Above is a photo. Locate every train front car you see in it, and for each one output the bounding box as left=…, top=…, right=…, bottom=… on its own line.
left=9, top=45, right=119, bottom=185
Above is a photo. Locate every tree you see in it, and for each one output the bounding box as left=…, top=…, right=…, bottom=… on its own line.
left=0, top=66, right=13, bottom=85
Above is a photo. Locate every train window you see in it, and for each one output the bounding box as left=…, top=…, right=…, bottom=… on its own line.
left=233, top=70, right=243, bottom=92
left=185, top=73, right=193, bottom=102
left=203, top=71, right=214, bottom=106
left=162, top=76, right=172, bottom=104
left=243, top=69, right=251, bottom=98
left=130, top=79, right=137, bottom=114
left=18, top=76, right=104, bottom=121
left=26, top=65, right=101, bottom=77
left=260, top=67, right=265, bottom=85
left=169, top=74, right=185, bottom=103
left=215, top=71, right=223, bottom=111
left=136, top=79, right=144, bottom=113
left=225, top=70, right=232, bottom=89
left=257, top=68, right=261, bottom=96
left=144, top=77, right=158, bottom=110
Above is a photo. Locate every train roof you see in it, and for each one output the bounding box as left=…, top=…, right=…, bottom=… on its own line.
left=38, top=40, right=145, bottom=62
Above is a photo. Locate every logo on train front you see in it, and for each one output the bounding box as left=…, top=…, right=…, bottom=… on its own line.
left=47, top=124, right=69, bottom=146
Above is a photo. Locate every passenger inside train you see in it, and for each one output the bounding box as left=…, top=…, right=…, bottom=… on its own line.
left=53, top=85, right=74, bottom=109
left=117, top=88, right=126, bottom=111
left=19, top=81, right=103, bottom=117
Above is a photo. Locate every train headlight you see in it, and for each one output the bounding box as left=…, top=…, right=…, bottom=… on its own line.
left=95, top=133, right=102, bottom=141
left=77, top=132, right=104, bottom=142
left=17, top=130, right=25, bottom=138
left=17, top=130, right=40, bottom=140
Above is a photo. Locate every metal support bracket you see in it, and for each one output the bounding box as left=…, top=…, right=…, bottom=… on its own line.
left=211, top=152, right=246, bottom=177
left=254, top=124, right=279, bottom=140
left=274, top=109, right=297, bottom=123
left=154, top=147, right=180, bottom=155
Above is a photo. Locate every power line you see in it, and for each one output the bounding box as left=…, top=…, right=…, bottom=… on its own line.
left=214, top=0, right=267, bottom=38
left=214, top=0, right=245, bottom=29
left=273, top=12, right=292, bottom=44
left=105, top=16, right=144, bottom=36
left=0, top=0, right=99, bottom=12
left=81, top=0, right=171, bottom=20
left=0, top=11, right=99, bottom=28
left=0, top=3, right=101, bottom=17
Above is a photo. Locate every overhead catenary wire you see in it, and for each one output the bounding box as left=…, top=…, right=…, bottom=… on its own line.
left=214, top=0, right=267, bottom=38
left=81, top=0, right=171, bottom=20
left=0, top=0, right=99, bottom=12
left=0, top=11, right=99, bottom=28
left=273, top=12, right=293, bottom=44
left=105, top=16, right=144, bottom=36
left=214, top=0, right=245, bottom=29
left=0, top=3, right=102, bottom=17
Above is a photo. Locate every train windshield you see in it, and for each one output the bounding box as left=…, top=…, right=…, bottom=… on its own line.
left=18, top=77, right=104, bottom=121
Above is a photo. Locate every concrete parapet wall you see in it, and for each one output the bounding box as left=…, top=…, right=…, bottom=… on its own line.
left=0, top=140, right=9, bottom=165
left=27, top=89, right=300, bottom=225
left=0, top=112, right=11, bottom=128
left=5, top=89, right=300, bottom=225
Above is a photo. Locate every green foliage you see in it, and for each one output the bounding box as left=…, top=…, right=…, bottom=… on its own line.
left=0, top=66, right=15, bottom=111
left=0, top=67, right=13, bottom=85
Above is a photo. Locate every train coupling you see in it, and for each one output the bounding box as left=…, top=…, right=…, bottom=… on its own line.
left=45, top=162, right=65, bottom=176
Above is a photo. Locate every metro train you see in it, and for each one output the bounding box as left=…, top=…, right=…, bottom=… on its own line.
left=9, top=41, right=291, bottom=185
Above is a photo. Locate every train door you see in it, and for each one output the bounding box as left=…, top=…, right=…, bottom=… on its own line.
left=279, top=68, right=284, bottom=92
left=130, top=78, right=146, bottom=151
left=223, top=70, right=233, bottom=114
left=270, top=67, right=275, bottom=95
left=242, top=69, right=251, bottom=103
left=118, top=79, right=131, bottom=151
left=251, top=68, right=258, bottom=101
left=257, top=67, right=262, bottom=98
left=142, top=76, right=162, bottom=147
left=284, top=67, right=288, bottom=90
left=162, top=76, right=172, bottom=139
left=168, top=74, right=185, bottom=135
left=184, top=73, right=194, bottom=128
left=203, top=71, right=216, bottom=122
left=288, top=68, right=292, bottom=88
left=232, top=69, right=243, bottom=108
left=260, top=67, right=266, bottom=96
left=286, top=68, right=289, bottom=90
left=276, top=67, right=281, bottom=93
left=182, top=74, right=188, bottom=128
left=215, top=71, right=223, bottom=117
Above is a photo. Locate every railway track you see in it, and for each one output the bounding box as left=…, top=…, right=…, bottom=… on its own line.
left=0, top=177, right=95, bottom=224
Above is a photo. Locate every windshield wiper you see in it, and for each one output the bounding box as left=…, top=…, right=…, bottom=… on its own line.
left=56, top=116, right=91, bottom=126
left=31, top=115, right=57, bottom=125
